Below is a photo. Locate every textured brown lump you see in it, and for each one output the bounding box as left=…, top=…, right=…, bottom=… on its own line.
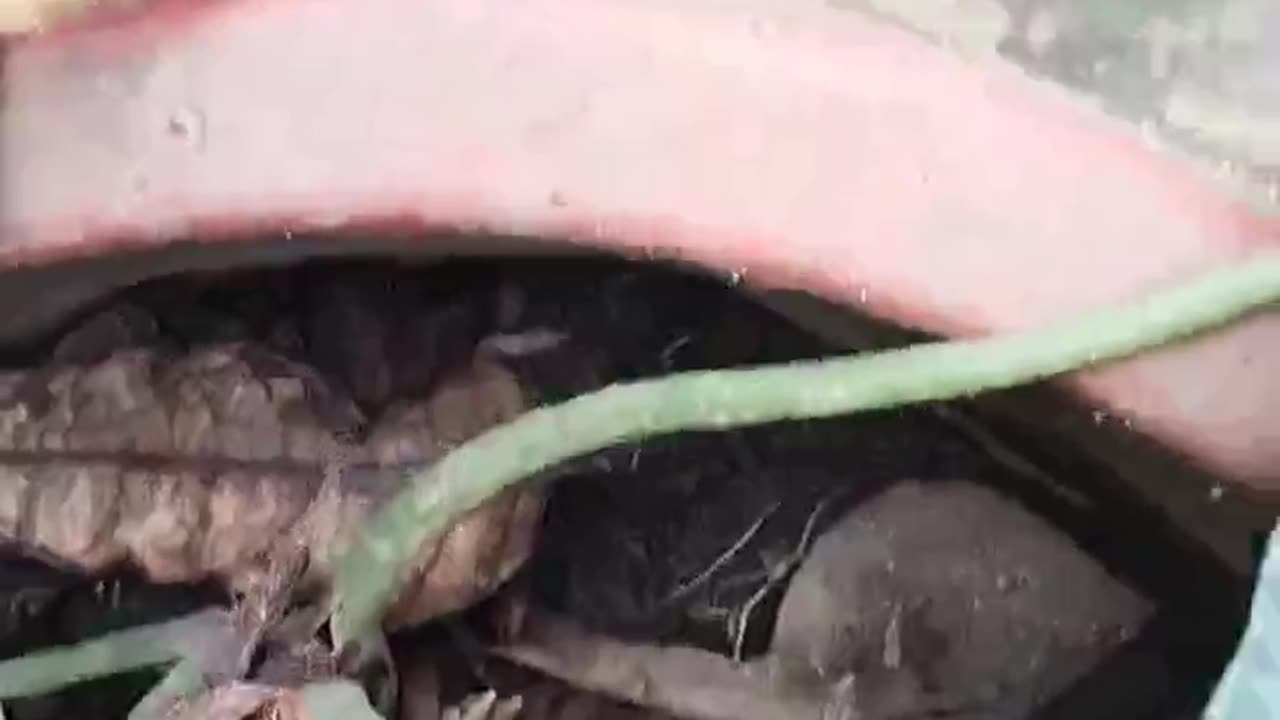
left=0, top=343, right=543, bottom=629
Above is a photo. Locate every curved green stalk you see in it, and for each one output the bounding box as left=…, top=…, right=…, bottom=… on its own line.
left=127, top=657, right=209, bottom=720
left=330, top=255, right=1280, bottom=647
left=0, top=609, right=223, bottom=700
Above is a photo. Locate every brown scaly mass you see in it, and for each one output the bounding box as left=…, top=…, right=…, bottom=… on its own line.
left=0, top=342, right=543, bottom=629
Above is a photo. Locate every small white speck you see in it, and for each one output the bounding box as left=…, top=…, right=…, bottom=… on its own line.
left=1092, top=410, right=1107, bottom=425
left=482, top=328, right=569, bottom=357
left=1209, top=484, right=1225, bottom=502
left=727, top=269, right=746, bottom=286
left=858, top=286, right=869, bottom=304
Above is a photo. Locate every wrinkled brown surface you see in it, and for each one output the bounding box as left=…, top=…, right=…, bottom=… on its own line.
left=772, top=480, right=1153, bottom=717
left=0, top=342, right=543, bottom=628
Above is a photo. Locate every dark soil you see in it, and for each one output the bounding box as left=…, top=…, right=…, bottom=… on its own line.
left=0, top=253, right=1255, bottom=719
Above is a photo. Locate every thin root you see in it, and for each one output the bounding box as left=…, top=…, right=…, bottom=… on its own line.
left=731, top=497, right=830, bottom=662
left=664, top=502, right=780, bottom=607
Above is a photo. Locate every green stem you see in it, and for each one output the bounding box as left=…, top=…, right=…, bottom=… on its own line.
left=330, top=256, right=1280, bottom=647
left=127, top=657, right=210, bottom=720
left=0, top=609, right=222, bottom=699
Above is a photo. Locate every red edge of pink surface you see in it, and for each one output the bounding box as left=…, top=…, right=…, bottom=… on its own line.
left=2, top=0, right=1278, bottom=488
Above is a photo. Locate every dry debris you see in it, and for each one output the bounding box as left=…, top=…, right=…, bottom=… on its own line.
left=0, top=342, right=543, bottom=629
